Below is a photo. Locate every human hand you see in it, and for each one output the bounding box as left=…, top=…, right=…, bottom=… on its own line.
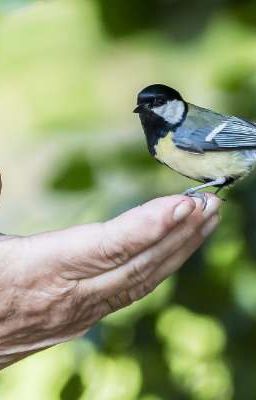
left=0, top=194, right=220, bottom=368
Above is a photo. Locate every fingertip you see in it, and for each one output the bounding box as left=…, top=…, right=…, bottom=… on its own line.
left=172, top=198, right=196, bottom=222
left=132, top=195, right=196, bottom=240
left=203, top=193, right=221, bottom=218
left=139, top=195, right=192, bottom=219
left=184, top=193, right=221, bottom=216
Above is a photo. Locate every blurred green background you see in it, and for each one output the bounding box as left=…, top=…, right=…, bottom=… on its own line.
left=0, top=0, right=256, bottom=399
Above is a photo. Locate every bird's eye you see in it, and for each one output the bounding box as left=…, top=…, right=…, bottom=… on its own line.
left=154, top=98, right=165, bottom=107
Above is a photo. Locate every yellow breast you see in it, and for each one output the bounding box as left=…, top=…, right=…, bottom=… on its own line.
left=154, top=134, right=249, bottom=180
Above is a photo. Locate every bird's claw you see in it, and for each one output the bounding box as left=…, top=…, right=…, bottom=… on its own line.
left=183, top=189, right=208, bottom=210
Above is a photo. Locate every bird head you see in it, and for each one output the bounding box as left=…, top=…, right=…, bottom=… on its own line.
left=133, top=84, right=187, bottom=126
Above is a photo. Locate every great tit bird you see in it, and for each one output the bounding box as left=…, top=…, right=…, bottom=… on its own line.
left=134, top=84, right=256, bottom=205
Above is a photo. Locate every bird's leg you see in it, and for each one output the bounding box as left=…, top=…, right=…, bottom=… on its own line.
left=184, top=177, right=227, bottom=193
left=183, top=177, right=227, bottom=209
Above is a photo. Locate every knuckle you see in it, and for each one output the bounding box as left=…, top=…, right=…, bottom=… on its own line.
left=128, top=288, right=139, bottom=303
left=72, top=284, right=110, bottom=325
left=122, top=290, right=134, bottom=306
left=149, top=247, right=161, bottom=264
left=129, top=279, right=157, bottom=302
left=105, top=294, right=126, bottom=313
left=129, top=255, right=153, bottom=285
left=141, top=279, right=157, bottom=296
left=99, top=223, right=129, bottom=266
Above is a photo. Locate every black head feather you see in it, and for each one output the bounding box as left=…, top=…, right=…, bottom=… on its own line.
left=137, top=84, right=183, bottom=107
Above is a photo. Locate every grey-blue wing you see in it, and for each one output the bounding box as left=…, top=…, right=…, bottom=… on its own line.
left=173, top=104, right=256, bottom=153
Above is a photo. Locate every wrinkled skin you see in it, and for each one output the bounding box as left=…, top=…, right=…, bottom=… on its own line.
left=0, top=194, right=220, bottom=369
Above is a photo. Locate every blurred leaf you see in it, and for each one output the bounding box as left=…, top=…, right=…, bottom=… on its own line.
left=94, top=0, right=224, bottom=41
left=231, top=0, right=256, bottom=27
left=205, top=239, right=243, bottom=269
left=139, top=395, right=162, bottom=400
left=132, top=318, right=175, bottom=399
left=219, top=66, right=254, bottom=93
left=204, top=235, right=244, bottom=285
left=168, top=355, right=233, bottom=400
left=232, top=265, right=256, bottom=317
left=157, top=308, right=233, bottom=399
left=100, top=324, right=135, bottom=353
left=157, top=306, right=226, bottom=358
left=93, top=0, right=157, bottom=38
left=107, top=142, right=157, bottom=172
left=80, top=353, right=142, bottom=400
left=218, top=65, right=256, bottom=119
left=202, top=200, right=244, bottom=284
left=60, top=372, right=84, bottom=400
left=0, top=344, right=75, bottom=400
left=48, top=152, right=95, bottom=193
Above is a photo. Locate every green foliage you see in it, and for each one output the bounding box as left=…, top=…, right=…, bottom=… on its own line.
left=79, top=353, right=142, bottom=400
left=157, top=307, right=233, bottom=399
left=94, top=0, right=157, bottom=38
left=49, top=152, right=95, bottom=192
left=217, top=65, right=256, bottom=119
left=0, top=344, right=76, bottom=400
left=232, top=264, right=256, bottom=317
left=0, top=0, right=256, bottom=399
left=168, top=356, right=233, bottom=400
left=157, top=306, right=226, bottom=358
left=60, top=373, right=84, bottom=400
left=139, top=396, right=161, bottom=400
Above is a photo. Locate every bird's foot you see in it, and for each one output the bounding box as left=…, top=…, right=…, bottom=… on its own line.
left=183, top=189, right=208, bottom=210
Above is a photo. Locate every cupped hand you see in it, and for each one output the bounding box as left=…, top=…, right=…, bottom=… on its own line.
left=0, top=194, right=220, bottom=367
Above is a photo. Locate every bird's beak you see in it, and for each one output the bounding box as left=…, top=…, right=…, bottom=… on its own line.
left=133, top=104, right=145, bottom=113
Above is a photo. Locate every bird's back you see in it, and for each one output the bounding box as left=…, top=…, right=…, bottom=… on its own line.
left=155, top=104, right=256, bottom=182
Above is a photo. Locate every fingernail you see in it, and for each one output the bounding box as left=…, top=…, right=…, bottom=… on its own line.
left=203, top=196, right=221, bottom=218
left=201, top=214, right=219, bottom=237
left=173, top=201, right=193, bottom=222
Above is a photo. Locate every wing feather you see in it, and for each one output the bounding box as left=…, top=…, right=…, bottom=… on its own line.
left=173, top=105, right=256, bottom=153
left=214, top=117, right=256, bottom=148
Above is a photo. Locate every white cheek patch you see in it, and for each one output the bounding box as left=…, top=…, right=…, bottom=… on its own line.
left=153, top=100, right=185, bottom=125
